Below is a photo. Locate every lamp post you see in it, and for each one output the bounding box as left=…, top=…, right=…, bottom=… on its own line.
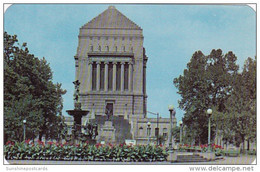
left=147, top=121, right=151, bottom=145
left=23, top=119, right=26, bottom=142
left=168, top=105, right=175, bottom=151
left=147, top=111, right=160, bottom=146
left=207, top=108, right=212, bottom=151
left=179, top=121, right=183, bottom=145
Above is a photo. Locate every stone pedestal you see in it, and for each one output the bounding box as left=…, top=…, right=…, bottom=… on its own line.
left=167, top=150, right=177, bottom=162
left=199, top=152, right=216, bottom=161
left=99, top=121, right=116, bottom=143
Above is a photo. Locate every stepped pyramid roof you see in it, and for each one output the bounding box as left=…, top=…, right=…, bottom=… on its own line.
left=82, top=6, right=141, bottom=30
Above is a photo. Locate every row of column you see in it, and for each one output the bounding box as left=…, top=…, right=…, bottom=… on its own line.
left=88, top=61, right=133, bottom=92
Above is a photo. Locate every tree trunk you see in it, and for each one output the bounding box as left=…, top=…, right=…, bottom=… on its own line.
left=241, top=135, right=245, bottom=153
left=39, top=131, right=43, bottom=141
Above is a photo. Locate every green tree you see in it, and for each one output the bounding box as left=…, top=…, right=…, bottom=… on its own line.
left=223, top=57, right=256, bottom=150
left=174, top=49, right=239, bottom=144
left=4, top=32, right=66, bottom=143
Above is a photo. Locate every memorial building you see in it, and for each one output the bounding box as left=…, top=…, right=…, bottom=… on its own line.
left=66, top=6, right=176, bottom=145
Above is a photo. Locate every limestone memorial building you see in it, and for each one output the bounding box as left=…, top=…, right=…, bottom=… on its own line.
left=66, top=6, right=176, bottom=145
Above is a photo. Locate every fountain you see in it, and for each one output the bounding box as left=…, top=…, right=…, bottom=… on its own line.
left=66, top=80, right=89, bottom=142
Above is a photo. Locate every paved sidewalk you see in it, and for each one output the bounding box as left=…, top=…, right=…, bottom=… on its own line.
left=6, top=155, right=256, bottom=165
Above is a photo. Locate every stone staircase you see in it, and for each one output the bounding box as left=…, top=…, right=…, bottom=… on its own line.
left=177, top=153, right=209, bottom=162
left=90, top=115, right=132, bottom=144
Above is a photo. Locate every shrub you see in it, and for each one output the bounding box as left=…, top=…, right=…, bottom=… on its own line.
left=4, top=141, right=168, bottom=162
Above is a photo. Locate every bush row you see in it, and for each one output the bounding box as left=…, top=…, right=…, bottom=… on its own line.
left=4, top=141, right=168, bottom=162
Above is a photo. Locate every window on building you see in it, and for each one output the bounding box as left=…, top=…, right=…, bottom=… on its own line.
left=90, top=45, right=93, bottom=52
left=100, top=63, right=104, bottom=90
left=124, top=63, right=129, bottom=90
left=116, top=63, right=121, bottom=90
left=108, top=63, right=113, bottom=90
left=139, top=127, right=143, bottom=137
left=98, top=45, right=101, bottom=51
left=106, top=45, right=109, bottom=52
left=163, top=128, right=168, bottom=139
left=155, top=128, right=159, bottom=137
left=115, top=46, right=117, bottom=52
left=92, top=63, right=97, bottom=90
left=122, top=46, right=125, bottom=52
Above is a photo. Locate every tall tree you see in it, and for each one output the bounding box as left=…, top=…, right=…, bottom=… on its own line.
left=174, top=49, right=239, bottom=144
left=4, top=32, right=66, bottom=142
left=223, top=57, right=256, bottom=150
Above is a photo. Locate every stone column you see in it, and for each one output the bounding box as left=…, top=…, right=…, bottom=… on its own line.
left=128, top=61, right=133, bottom=92
left=88, top=61, right=93, bottom=91
left=104, top=61, right=109, bottom=92
left=96, top=61, right=101, bottom=91
left=112, top=62, right=117, bottom=91
left=120, top=62, right=125, bottom=91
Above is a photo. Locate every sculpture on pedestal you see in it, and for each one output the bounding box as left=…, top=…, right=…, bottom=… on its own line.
left=66, top=80, right=90, bottom=144
left=105, top=104, right=113, bottom=121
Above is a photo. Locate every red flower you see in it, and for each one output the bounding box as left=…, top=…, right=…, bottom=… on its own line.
left=6, top=141, right=15, bottom=146
left=159, top=144, right=163, bottom=147
left=37, top=140, right=45, bottom=146
left=47, top=141, right=53, bottom=145
left=95, top=143, right=101, bottom=148
left=25, top=139, right=30, bottom=144
left=108, top=143, right=113, bottom=148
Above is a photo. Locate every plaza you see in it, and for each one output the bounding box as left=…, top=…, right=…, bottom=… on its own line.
left=4, top=4, right=256, bottom=165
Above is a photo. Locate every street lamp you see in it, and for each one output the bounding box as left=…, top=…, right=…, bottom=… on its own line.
left=168, top=105, right=175, bottom=151
left=147, top=111, right=160, bottom=146
left=179, top=121, right=183, bottom=145
left=207, top=108, right=212, bottom=150
left=23, top=119, right=26, bottom=142
left=147, top=121, right=151, bottom=145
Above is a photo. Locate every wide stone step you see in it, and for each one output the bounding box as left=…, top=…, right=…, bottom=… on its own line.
left=177, top=154, right=208, bottom=162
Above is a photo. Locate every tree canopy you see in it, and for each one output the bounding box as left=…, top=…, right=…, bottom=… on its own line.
left=4, top=32, right=67, bottom=143
left=174, top=49, right=256, bottom=148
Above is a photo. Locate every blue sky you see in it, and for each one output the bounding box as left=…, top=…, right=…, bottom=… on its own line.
left=4, top=4, right=256, bottom=123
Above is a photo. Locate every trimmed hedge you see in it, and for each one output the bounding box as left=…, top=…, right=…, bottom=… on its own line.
left=4, top=141, right=168, bottom=162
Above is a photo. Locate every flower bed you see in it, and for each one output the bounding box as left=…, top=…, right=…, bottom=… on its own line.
left=4, top=140, right=168, bottom=162
left=178, top=144, right=224, bottom=156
